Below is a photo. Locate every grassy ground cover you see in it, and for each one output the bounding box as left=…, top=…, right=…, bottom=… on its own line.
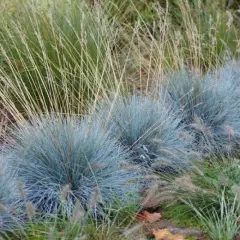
left=1, top=0, right=240, bottom=239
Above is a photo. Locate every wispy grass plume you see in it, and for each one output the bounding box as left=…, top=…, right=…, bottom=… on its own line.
left=0, top=0, right=124, bottom=117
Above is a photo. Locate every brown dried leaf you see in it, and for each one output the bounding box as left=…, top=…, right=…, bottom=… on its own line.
left=137, top=210, right=161, bottom=223
left=152, top=228, right=186, bottom=240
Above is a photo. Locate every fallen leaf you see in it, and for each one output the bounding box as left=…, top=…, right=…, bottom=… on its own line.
left=137, top=210, right=161, bottom=223
left=152, top=229, right=185, bottom=240
left=152, top=229, right=171, bottom=239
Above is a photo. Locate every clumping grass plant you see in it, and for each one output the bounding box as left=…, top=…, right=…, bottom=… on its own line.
left=0, top=155, right=23, bottom=236
left=184, top=192, right=240, bottom=240
left=4, top=117, right=140, bottom=217
left=187, top=158, right=240, bottom=210
left=1, top=0, right=240, bottom=120
left=0, top=0, right=124, bottom=116
left=165, top=65, right=240, bottom=157
left=95, top=95, right=194, bottom=172
left=159, top=158, right=240, bottom=232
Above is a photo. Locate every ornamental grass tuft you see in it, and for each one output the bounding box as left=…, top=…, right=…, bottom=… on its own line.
left=0, top=155, right=22, bottom=235
left=5, top=117, right=140, bottom=216
left=95, top=95, right=193, bottom=172
left=165, top=65, right=240, bottom=157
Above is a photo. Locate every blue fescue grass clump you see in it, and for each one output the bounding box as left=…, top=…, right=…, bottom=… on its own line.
left=165, top=66, right=240, bottom=157
left=95, top=95, right=193, bottom=172
left=5, top=117, right=140, bottom=217
left=0, top=155, right=22, bottom=235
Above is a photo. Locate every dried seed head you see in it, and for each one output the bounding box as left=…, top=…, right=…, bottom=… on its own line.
left=60, top=184, right=70, bottom=201
left=218, top=174, right=229, bottom=186
left=191, top=114, right=212, bottom=134
left=145, top=182, right=159, bottom=196
left=120, top=163, right=141, bottom=171
left=140, top=182, right=160, bottom=208
left=72, top=200, right=85, bottom=222
left=155, top=195, right=175, bottom=203
left=225, top=125, right=234, bottom=139
left=26, top=201, right=35, bottom=220
left=159, top=149, right=174, bottom=156
left=191, top=117, right=211, bottom=133
left=90, top=163, right=104, bottom=171
left=175, top=175, right=199, bottom=192
left=72, top=209, right=84, bottom=223
left=152, top=138, right=164, bottom=144
left=151, top=158, right=172, bottom=167
left=178, top=131, right=194, bottom=141
left=17, top=181, right=26, bottom=200
left=0, top=203, right=8, bottom=213
left=89, top=186, right=100, bottom=210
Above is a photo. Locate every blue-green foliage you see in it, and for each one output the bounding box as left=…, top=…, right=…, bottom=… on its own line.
left=5, top=118, right=139, bottom=216
left=0, top=156, right=22, bottom=235
left=165, top=66, right=240, bottom=156
left=95, top=95, right=192, bottom=171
